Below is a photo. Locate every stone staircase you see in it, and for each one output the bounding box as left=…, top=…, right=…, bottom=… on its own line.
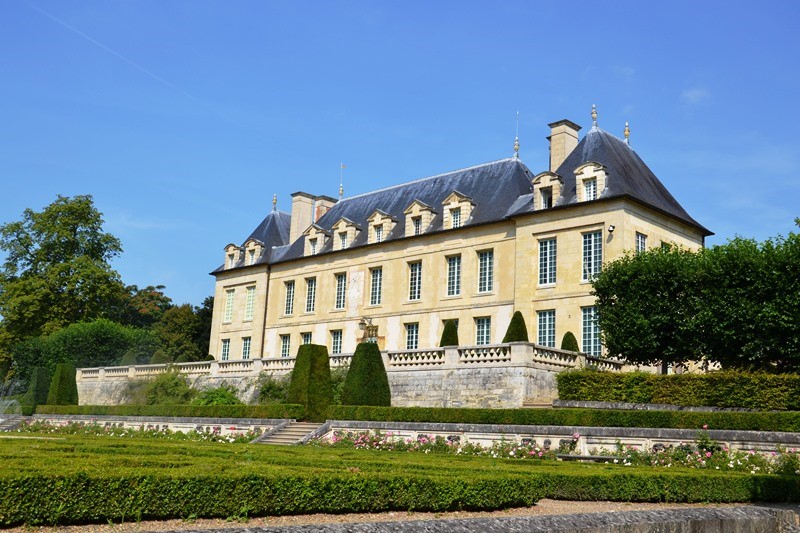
left=522, top=399, right=553, bottom=409
left=0, top=415, right=24, bottom=432
left=257, top=421, right=323, bottom=445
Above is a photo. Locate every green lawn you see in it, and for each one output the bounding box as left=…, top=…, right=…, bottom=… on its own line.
left=0, top=435, right=798, bottom=526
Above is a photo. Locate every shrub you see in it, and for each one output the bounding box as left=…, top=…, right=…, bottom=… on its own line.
left=288, top=344, right=333, bottom=421
left=119, top=350, right=139, bottom=366
left=561, top=331, right=580, bottom=352
left=175, top=354, right=190, bottom=363
left=21, top=367, right=50, bottom=410
left=46, top=363, right=78, bottom=405
left=150, top=349, right=170, bottom=364
left=502, top=311, right=529, bottom=342
left=439, top=320, right=459, bottom=347
left=191, top=384, right=242, bottom=406
left=287, top=345, right=313, bottom=406
left=143, top=371, right=196, bottom=405
left=258, top=373, right=289, bottom=404
left=330, top=363, right=349, bottom=405
left=342, top=342, right=390, bottom=407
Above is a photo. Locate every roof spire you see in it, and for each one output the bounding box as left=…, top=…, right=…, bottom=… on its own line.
left=591, top=104, right=598, bottom=128
left=339, top=162, right=346, bottom=201
left=513, top=110, right=520, bottom=159
left=624, top=121, right=630, bottom=145
left=272, top=193, right=277, bottom=212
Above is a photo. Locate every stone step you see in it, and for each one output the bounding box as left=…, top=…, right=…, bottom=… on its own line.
left=0, top=415, right=23, bottom=432
left=521, top=402, right=553, bottom=409
left=257, top=421, right=323, bottom=445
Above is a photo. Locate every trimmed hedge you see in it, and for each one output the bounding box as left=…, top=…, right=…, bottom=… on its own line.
left=327, top=405, right=800, bottom=433
left=342, top=342, right=391, bottom=407
left=47, top=363, right=78, bottom=405
left=287, top=345, right=313, bottom=406
left=288, top=344, right=332, bottom=422
left=557, top=370, right=800, bottom=411
left=0, top=437, right=798, bottom=525
left=34, top=404, right=305, bottom=419
left=439, top=320, right=459, bottom=347
left=21, top=367, right=51, bottom=412
left=561, top=331, right=580, bottom=352
left=502, top=311, right=529, bottom=343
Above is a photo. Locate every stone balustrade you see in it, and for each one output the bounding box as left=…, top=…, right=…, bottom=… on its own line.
left=386, top=348, right=445, bottom=367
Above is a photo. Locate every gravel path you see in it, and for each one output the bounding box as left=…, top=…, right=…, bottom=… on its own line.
left=3, top=500, right=745, bottom=533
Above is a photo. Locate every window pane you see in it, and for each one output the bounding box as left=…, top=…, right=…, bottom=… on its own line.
left=242, top=337, right=251, bottom=360
left=284, top=281, right=295, bottom=315
left=220, top=339, right=230, bottom=361
left=335, top=273, right=347, bottom=309
left=478, top=250, right=494, bottom=292
left=301, top=332, right=312, bottom=345
left=447, top=255, right=461, bottom=296
left=370, top=267, right=383, bottom=306
left=538, top=238, right=557, bottom=285
left=244, top=286, right=256, bottom=321
left=451, top=208, right=461, bottom=228
left=636, top=232, right=647, bottom=253
left=475, top=317, right=491, bottom=345
left=305, top=278, right=316, bottom=313
left=582, top=231, right=602, bottom=281
left=280, top=335, right=291, bottom=358
left=408, top=261, right=421, bottom=300
left=537, top=310, right=555, bottom=347
left=582, top=306, right=601, bottom=356
left=331, top=330, right=342, bottom=354
left=406, top=323, right=419, bottom=350
left=223, top=289, right=235, bottom=322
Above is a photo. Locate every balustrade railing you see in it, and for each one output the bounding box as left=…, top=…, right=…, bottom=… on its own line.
left=387, top=348, right=445, bottom=367
left=458, top=344, right=511, bottom=364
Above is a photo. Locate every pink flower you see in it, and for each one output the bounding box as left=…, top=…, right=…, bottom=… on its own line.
left=706, top=452, right=712, bottom=458
left=702, top=424, right=708, bottom=429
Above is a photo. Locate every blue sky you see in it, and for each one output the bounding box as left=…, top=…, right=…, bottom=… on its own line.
left=1, top=1, right=798, bottom=307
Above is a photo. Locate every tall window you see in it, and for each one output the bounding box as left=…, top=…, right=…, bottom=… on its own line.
left=220, top=339, right=230, bottom=361
left=305, top=277, right=316, bottom=313
left=370, top=267, right=383, bottom=306
left=582, top=231, right=603, bottom=281
left=475, top=317, right=491, bottom=345
left=339, top=232, right=348, bottom=250
left=301, top=332, right=312, bottom=345
left=478, top=250, right=494, bottom=293
left=538, top=238, right=557, bottom=285
left=584, top=178, right=597, bottom=200
left=446, top=255, right=461, bottom=296
left=241, top=337, right=251, bottom=360
left=406, top=323, right=419, bottom=350
left=636, top=232, right=647, bottom=253
left=450, top=208, right=461, bottom=228
left=248, top=249, right=255, bottom=265
left=309, top=238, right=317, bottom=255
left=541, top=187, right=553, bottom=209
left=284, top=281, right=295, bottom=315
left=223, top=289, right=234, bottom=323
left=244, top=286, right=256, bottom=321
left=582, top=306, right=601, bottom=356
left=334, top=273, right=347, bottom=309
left=408, top=261, right=422, bottom=300
left=374, top=225, right=383, bottom=243
left=280, top=334, right=291, bottom=358
left=412, top=216, right=421, bottom=235
left=331, top=330, right=342, bottom=355
left=537, top=310, right=556, bottom=347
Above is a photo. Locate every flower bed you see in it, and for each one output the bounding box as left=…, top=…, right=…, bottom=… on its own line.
left=16, top=419, right=261, bottom=443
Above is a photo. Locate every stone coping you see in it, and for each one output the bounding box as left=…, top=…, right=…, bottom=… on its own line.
left=32, top=414, right=291, bottom=425
left=553, top=399, right=774, bottom=413
left=141, top=506, right=795, bottom=532
left=327, top=420, right=800, bottom=445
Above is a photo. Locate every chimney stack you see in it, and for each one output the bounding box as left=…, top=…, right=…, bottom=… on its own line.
left=289, top=192, right=315, bottom=244
left=547, top=119, right=581, bottom=172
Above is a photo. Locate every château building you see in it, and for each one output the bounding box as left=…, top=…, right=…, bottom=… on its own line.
left=208, top=111, right=711, bottom=362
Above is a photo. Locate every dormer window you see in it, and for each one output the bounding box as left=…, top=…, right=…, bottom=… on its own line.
left=331, top=217, right=360, bottom=251
left=309, top=238, right=317, bottom=255
left=532, top=172, right=563, bottom=210
left=403, top=200, right=435, bottom=237
left=339, top=232, right=348, bottom=250
left=541, top=187, right=553, bottom=209
left=227, top=253, right=235, bottom=268
left=442, top=191, right=475, bottom=230
left=224, top=244, right=241, bottom=269
left=374, top=225, right=383, bottom=243
left=247, top=249, right=256, bottom=265
left=584, top=179, right=597, bottom=201
left=367, top=210, right=397, bottom=244
left=413, top=217, right=421, bottom=235
left=574, top=162, right=607, bottom=202
left=450, top=208, right=461, bottom=228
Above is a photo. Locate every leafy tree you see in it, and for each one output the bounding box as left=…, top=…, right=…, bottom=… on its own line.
left=341, top=342, right=390, bottom=407
left=0, top=195, right=126, bottom=345
left=143, top=371, right=196, bottom=405
left=439, top=320, right=459, bottom=347
left=561, top=331, right=580, bottom=352
left=150, top=349, right=170, bottom=364
left=502, top=311, right=529, bottom=342
left=152, top=304, right=203, bottom=362
left=192, top=384, right=242, bottom=406
left=116, top=284, right=173, bottom=329
left=47, top=362, right=78, bottom=405
left=194, top=296, right=214, bottom=357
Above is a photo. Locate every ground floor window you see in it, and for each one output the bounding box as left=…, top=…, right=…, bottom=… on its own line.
left=582, top=306, right=601, bottom=356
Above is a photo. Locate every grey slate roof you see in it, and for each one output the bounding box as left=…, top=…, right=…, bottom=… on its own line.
left=215, top=125, right=710, bottom=274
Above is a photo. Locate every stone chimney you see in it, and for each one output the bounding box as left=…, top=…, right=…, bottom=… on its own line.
left=289, top=192, right=315, bottom=244
left=314, top=195, right=338, bottom=222
left=547, top=119, right=581, bottom=172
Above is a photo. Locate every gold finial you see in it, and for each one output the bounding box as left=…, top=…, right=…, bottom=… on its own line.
left=591, top=104, right=598, bottom=127
left=513, top=110, right=520, bottom=159
left=272, top=193, right=277, bottom=212
left=624, top=121, right=630, bottom=145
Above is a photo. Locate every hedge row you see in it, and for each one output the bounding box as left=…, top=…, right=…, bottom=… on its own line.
left=327, top=405, right=800, bottom=432
left=557, top=370, right=800, bottom=411
left=35, top=404, right=305, bottom=419
left=1, top=469, right=798, bottom=525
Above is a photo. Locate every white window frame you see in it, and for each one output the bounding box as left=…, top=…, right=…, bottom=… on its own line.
left=538, top=238, right=557, bottom=285
left=220, top=338, right=230, bottom=361
left=537, top=310, right=556, bottom=348
left=446, top=255, right=461, bottom=296
left=582, top=306, right=601, bottom=357
left=241, top=336, right=251, bottom=360
left=339, top=232, right=348, bottom=250
left=305, top=277, right=316, bottom=313
left=334, top=273, right=347, bottom=310
left=475, top=317, right=491, bottom=345
left=408, top=261, right=422, bottom=301
left=477, top=250, right=494, bottom=293
left=223, top=289, right=235, bottom=323
left=280, top=334, right=291, bottom=358
left=284, top=281, right=295, bottom=315
left=248, top=249, right=256, bottom=265
left=227, top=253, right=235, bottom=268
left=584, top=178, right=597, bottom=201
left=370, top=267, right=383, bottom=306
left=244, top=286, right=256, bottom=321
left=541, top=187, right=553, bottom=209
left=374, top=224, right=383, bottom=243
left=636, top=232, right=647, bottom=253
left=450, top=208, right=461, bottom=229
left=582, top=231, right=603, bottom=281
left=331, top=330, right=342, bottom=355
left=412, top=216, right=421, bottom=235
left=309, top=238, right=317, bottom=255
left=405, top=322, right=419, bottom=350
left=301, top=332, right=312, bottom=345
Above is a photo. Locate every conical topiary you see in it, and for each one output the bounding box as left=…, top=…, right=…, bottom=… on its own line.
left=439, top=320, right=459, bottom=347
left=342, top=342, right=391, bottom=406
left=561, top=331, right=580, bottom=352
left=22, top=366, right=51, bottom=409
left=502, top=311, right=529, bottom=342
left=120, top=350, right=139, bottom=366
left=287, top=344, right=313, bottom=407
left=306, top=344, right=333, bottom=422
left=149, top=350, right=170, bottom=364
left=46, top=362, right=79, bottom=405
